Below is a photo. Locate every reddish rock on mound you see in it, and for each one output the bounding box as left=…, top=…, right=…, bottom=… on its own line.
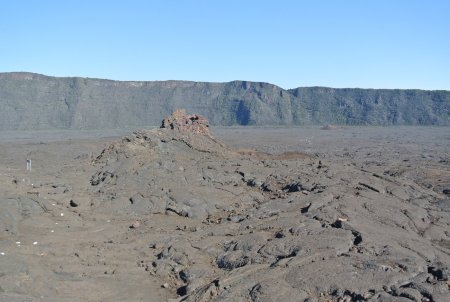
left=161, top=109, right=211, bottom=136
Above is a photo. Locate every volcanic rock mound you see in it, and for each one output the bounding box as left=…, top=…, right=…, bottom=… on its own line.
left=90, top=110, right=235, bottom=219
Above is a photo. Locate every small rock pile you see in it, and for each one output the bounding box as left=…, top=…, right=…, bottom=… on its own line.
left=320, top=124, right=344, bottom=130
left=161, top=109, right=211, bottom=136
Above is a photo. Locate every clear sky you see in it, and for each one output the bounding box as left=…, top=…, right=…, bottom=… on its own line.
left=1, top=0, right=449, bottom=90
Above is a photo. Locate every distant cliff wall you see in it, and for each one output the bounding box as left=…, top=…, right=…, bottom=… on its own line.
left=0, top=72, right=448, bottom=130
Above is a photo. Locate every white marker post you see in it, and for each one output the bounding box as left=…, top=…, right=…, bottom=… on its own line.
left=26, top=159, right=32, bottom=172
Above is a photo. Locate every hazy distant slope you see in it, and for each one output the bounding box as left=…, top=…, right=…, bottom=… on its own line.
left=290, top=87, right=450, bottom=125
left=0, top=72, right=448, bottom=130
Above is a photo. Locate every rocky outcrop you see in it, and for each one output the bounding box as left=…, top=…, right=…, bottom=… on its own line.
left=161, top=109, right=211, bottom=136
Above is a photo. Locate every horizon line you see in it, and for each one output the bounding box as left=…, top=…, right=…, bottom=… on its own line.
left=1, top=71, right=449, bottom=92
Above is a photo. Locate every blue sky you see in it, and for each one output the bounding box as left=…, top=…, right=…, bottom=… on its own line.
left=1, top=0, right=449, bottom=89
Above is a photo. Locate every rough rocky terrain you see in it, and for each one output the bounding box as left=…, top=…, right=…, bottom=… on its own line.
left=0, top=111, right=449, bottom=301
left=0, top=72, right=449, bottom=130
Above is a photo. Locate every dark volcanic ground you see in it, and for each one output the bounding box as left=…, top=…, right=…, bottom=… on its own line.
left=0, top=126, right=449, bottom=302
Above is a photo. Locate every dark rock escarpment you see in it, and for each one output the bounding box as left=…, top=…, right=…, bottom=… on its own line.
left=0, top=72, right=449, bottom=130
